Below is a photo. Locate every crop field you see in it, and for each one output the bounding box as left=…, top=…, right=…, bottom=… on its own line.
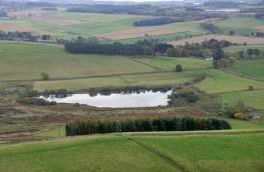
left=0, top=131, right=264, bottom=172
left=3, top=9, right=206, bottom=40
left=169, top=34, right=264, bottom=46
left=5, top=9, right=151, bottom=39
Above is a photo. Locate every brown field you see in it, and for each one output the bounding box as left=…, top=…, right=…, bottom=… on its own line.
left=254, top=25, right=264, bottom=32
left=96, top=27, right=188, bottom=40
left=9, top=10, right=87, bottom=26
left=0, top=23, right=36, bottom=32
left=27, top=16, right=88, bottom=26
left=169, top=34, right=264, bottom=46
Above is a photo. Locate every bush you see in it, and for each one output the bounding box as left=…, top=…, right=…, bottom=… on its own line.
left=65, top=117, right=231, bottom=136
left=174, top=64, right=183, bottom=72
left=40, top=73, right=50, bottom=81
left=248, top=85, right=254, bottom=91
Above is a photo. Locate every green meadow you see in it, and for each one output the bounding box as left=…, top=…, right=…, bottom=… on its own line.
left=0, top=131, right=263, bottom=172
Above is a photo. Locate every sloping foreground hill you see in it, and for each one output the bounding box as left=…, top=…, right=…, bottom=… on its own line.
left=0, top=130, right=264, bottom=172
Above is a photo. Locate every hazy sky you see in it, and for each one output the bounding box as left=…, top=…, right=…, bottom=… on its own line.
left=99, top=0, right=183, bottom=1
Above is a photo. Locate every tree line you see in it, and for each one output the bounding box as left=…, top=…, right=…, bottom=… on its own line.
left=134, top=17, right=184, bottom=26
left=64, top=38, right=173, bottom=56
left=65, top=117, right=231, bottom=136
left=167, top=39, right=233, bottom=58
left=0, top=31, right=52, bottom=42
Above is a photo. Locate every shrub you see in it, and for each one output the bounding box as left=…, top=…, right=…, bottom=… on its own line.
left=174, top=64, right=183, bottom=72
left=40, top=72, right=50, bottom=81
left=248, top=85, right=254, bottom=91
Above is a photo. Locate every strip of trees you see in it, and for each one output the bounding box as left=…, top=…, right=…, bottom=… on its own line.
left=65, top=117, right=231, bottom=136
left=134, top=17, right=184, bottom=26
left=167, top=39, right=232, bottom=58
left=0, top=31, right=52, bottom=42
left=65, top=37, right=173, bottom=56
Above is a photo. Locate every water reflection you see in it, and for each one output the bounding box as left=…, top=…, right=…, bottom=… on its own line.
left=40, top=90, right=172, bottom=108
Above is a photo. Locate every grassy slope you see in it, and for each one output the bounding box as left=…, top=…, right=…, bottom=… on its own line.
left=34, top=71, right=203, bottom=91
left=134, top=57, right=211, bottom=71
left=0, top=135, right=175, bottom=172
left=137, top=133, right=264, bottom=172
left=0, top=42, right=155, bottom=81
left=213, top=17, right=264, bottom=36
left=224, top=45, right=264, bottom=54
left=1, top=131, right=264, bottom=172
left=221, top=90, right=264, bottom=110
left=229, top=59, right=264, bottom=81
left=195, top=70, right=264, bottom=93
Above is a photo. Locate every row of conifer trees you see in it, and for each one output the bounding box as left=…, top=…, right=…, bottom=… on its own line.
left=65, top=117, right=231, bottom=136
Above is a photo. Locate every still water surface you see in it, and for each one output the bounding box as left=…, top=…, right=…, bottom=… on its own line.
left=40, top=90, right=172, bottom=108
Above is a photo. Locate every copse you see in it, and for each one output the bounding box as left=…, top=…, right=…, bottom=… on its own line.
left=65, top=117, right=231, bottom=136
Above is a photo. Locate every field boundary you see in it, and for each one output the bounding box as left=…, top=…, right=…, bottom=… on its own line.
left=124, top=136, right=187, bottom=172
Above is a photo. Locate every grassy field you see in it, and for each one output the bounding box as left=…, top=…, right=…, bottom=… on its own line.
left=224, top=44, right=264, bottom=54
left=0, top=135, right=175, bottom=172
left=213, top=17, right=264, bottom=36
left=195, top=70, right=264, bottom=93
left=220, top=90, right=264, bottom=110
left=0, top=42, right=212, bottom=81
left=0, top=131, right=264, bottom=172
left=4, top=9, right=204, bottom=40
left=227, top=59, right=264, bottom=81
left=6, top=10, right=151, bottom=39
left=134, top=57, right=211, bottom=71
left=33, top=71, right=204, bottom=91
left=0, top=42, right=155, bottom=81
left=136, top=132, right=264, bottom=172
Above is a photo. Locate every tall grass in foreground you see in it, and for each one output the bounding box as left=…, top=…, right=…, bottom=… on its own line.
left=66, top=117, right=231, bottom=136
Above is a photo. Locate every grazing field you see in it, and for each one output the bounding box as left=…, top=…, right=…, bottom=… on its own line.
left=34, top=71, right=204, bottom=91
left=221, top=90, right=264, bottom=110
left=0, top=131, right=264, bottom=172
left=228, top=59, right=264, bottom=81
left=0, top=42, right=213, bottom=82
left=195, top=70, right=264, bottom=93
left=136, top=132, right=264, bottom=172
left=213, top=17, right=264, bottom=35
left=134, top=57, right=211, bottom=71
left=169, top=34, right=264, bottom=46
left=95, top=21, right=202, bottom=40
left=0, top=135, right=175, bottom=172
left=224, top=44, right=264, bottom=54
left=0, top=42, right=156, bottom=81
